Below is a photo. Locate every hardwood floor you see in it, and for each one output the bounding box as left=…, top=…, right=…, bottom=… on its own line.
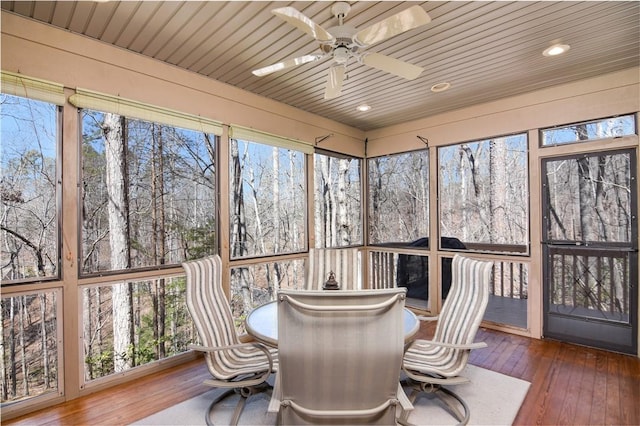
left=4, top=324, right=639, bottom=425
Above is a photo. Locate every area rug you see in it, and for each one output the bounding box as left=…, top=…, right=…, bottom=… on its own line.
left=132, top=365, right=530, bottom=425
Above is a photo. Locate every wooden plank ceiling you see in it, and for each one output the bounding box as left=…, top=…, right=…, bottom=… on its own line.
left=2, top=1, right=639, bottom=131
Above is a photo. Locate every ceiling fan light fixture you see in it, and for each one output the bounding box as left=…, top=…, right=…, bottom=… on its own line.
left=543, top=43, right=570, bottom=57
left=356, top=104, right=372, bottom=112
left=333, top=46, right=350, bottom=64
left=431, top=82, right=451, bottom=93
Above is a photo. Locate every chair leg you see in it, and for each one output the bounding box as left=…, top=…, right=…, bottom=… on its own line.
left=434, top=386, right=470, bottom=425
left=396, top=379, right=470, bottom=426
left=205, top=383, right=273, bottom=426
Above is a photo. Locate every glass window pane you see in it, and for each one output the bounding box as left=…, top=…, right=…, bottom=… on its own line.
left=314, top=152, right=362, bottom=247
left=541, top=114, right=636, bottom=146
left=230, top=259, right=305, bottom=333
left=229, top=139, right=306, bottom=259
left=1, top=94, right=59, bottom=282
left=81, top=110, right=217, bottom=274
left=1, top=290, right=61, bottom=403
left=438, top=134, right=528, bottom=251
left=82, top=276, right=196, bottom=382
left=544, top=151, right=633, bottom=244
left=367, top=150, right=429, bottom=245
left=484, top=259, right=528, bottom=329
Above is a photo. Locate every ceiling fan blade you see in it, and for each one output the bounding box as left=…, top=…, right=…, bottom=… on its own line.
left=362, top=53, right=423, bottom=80
left=324, top=65, right=346, bottom=100
left=252, top=54, right=322, bottom=77
left=272, top=7, right=334, bottom=42
left=354, top=5, right=431, bottom=47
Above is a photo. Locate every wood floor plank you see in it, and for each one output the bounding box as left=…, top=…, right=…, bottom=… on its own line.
left=619, top=352, right=640, bottom=425
left=589, top=351, right=609, bottom=425
left=573, top=349, right=597, bottom=425
left=3, top=325, right=639, bottom=426
left=556, top=345, right=585, bottom=425
left=605, top=354, right=622, bottom=425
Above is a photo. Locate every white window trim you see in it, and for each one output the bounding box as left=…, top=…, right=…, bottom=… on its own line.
left=230, top=124, right=313, bottom=154
left=1, top=71, right=65, bottom=105
left=69, top=88, right=223, bottom=135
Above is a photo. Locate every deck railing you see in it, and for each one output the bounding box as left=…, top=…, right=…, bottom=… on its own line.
left=367, top=250, right=528, bottom=300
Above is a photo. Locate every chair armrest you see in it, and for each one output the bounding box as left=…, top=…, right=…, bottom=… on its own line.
left=409, top=339, right=488, bottom=351
left=397, top=383, right=414, bottom=411
left=416, top=315, right=438, bottom=322
left=189, top=342, right=275, bottom=373
left=238, top=333, right=255, bottom=343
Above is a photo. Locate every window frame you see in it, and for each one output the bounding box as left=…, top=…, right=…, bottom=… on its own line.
left=77, top=109, right=220, bottom=278
left=0, top=94, right=63, bottom=285
left=313, top=147, right=364, bottom=249
left=366, top=148, right=430, bottom=248
left=228, top=135, right=309, bottom=261
left=540, top=113, right=638, bottom=147
left=436, top=132, right=530, bottom=255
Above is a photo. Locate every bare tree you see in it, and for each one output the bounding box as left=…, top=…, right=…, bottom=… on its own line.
left=489, top=139, right=509, bottom=243
left=102, top=113, right=132, bottom=372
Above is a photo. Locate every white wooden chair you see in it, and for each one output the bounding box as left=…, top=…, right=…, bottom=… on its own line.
left=305, top=247, right=361, bottom=290
left=399, top=254, right=493, bottom=425
left=273, top=288, right=413, bottom=425
left=183, top=255, right=278, bottom=425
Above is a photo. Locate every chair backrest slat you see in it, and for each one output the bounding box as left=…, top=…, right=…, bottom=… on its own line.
left=306, top=248, right=361, bottom=290
left=435, top=254, right=493, bottom=347
left=183, top=255, right=242, bottom=379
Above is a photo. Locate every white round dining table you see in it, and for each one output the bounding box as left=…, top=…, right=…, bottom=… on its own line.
left=245, top=300, right=420, bottom=347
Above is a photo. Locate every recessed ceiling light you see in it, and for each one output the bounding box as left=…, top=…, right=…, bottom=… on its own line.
left=431, top=82, right=451, bottom=93
left=543, top=43, right=570, bottom=57
left=356, top=104, right=371, bottom=112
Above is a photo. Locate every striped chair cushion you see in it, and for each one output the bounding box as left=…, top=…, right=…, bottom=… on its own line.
left=403, top=254, right=493, bottom=377
left=277, top=288, right=407, bottom=424
left=183, top=255, right=277, bottom=380
left=306, top=248, right=361, bottom=290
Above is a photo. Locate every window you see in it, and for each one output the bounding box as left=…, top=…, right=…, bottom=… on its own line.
left=1, top=289, right=62, bottom=404
left=541, top=114, right=636, bottom=146
left=81, top=276, right=195, bottom=382
left=367, top=150, right=429, bottom=246
left=1, top=94, right=60, bottom=282
left=314, top=150, right=362, bottom=247
left=438, top=134, right=528, bottom=252
left=80, top=110, right=218, bottom=274
left=230, top=259, right=305, bottom=333
left=229, top=137, right=307, bottom=259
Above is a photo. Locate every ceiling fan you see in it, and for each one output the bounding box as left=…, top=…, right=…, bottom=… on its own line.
left=252, top=2, right=431, bottom=100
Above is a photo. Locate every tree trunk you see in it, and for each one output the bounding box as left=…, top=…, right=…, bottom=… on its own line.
left=272, top=147, right=280, bottom=253
left=83, top=288, right=93, bottom=380
left=151, top=125, right=167, bottom=359
left=1, top=298, right=7, bottom=400
left=103, top=113, right=132, bottom=372
left=337, top=159, right=350, bottom=246
left=230, top=139, right=246, bottom=258
left=39, top=294, right=50, bottom=389
left=489, top=139, right=509, bottom=243
left=10, top=298, right=17, bottom=398
left=19, top=296, right=28, bottom=396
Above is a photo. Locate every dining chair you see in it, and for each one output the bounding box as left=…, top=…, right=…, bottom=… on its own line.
left=272, top=288, right=413, bottom=425
left=305, top=247, right=361, bottom=290
left=369, top=250, right=397, bottom=289
left=182, top=255, right=278, bottom=426
left=398, top=254, right=493, bottom=425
